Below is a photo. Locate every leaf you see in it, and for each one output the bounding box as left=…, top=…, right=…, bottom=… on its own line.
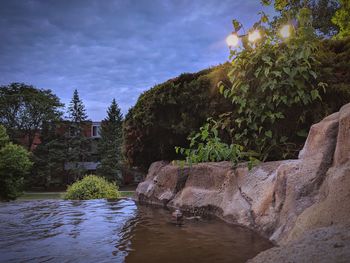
left=310, top=70, right=317, bottom=79
left=265, top=130, right=272, bottom=138
left=254, top=67, right=262, bottom=77
left=219, top=85, right=224, bottom=94
left=297, top=130, right=308, bottom=138
left=272, top=71, right=282, bottom=78
left=232, top=19, right=242, bottom=32
left=283, top=67, right=290, bottom=75
left=310, top=89, right=320, bottom=100
left=264, top=68, right=270, bottom=77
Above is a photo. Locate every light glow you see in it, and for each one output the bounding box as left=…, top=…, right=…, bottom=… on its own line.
left=280, top=24, right=291, bottom=39
left=248, top=30, right=261, bottom=43
left=226, top=33, right=239, bottom=47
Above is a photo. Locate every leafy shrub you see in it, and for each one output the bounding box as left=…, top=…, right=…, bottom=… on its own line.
left=332, top=0, right=350, bottom=39
left=177, top=8, right=350, bottom=165
left=123, top=64, right=232, bottom=170
left=0, top=140, right=32, bottom=200
left=65, top=175, right=121, bottom=200
left=218, top=8, right=325, bottom=161
left=175, top=118, right=259, bottom=168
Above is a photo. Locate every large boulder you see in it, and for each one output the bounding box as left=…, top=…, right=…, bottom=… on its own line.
left=248, top=226, right=350, bottom=263
left=135, top=102, right=350, bottom=261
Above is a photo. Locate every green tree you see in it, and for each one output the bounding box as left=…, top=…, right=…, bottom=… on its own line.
left=0, top=125, right=32, bottom=200
left=332, top=0, right=350, bottom=38
left=31, top=122, right=66, bottom=188
left=264, top=0, right=340, bottom=37
left=0, top=83, right=63, bottom=150
left=0, top=125, right=9, bottom=148
left=97, top=99, right=123, bottom=183
left=65, top=89, right=90, bottom=181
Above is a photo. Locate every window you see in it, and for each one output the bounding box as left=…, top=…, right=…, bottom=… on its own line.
left=92, top=125, right=101, bottom=138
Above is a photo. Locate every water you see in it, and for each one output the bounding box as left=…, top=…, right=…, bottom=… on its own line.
left=0, top=199, right=272, bottom=263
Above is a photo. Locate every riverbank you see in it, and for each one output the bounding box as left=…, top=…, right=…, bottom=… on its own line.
left=18, top=190, right=135, bottom=200
left=135, top=103, right=350, bottom=262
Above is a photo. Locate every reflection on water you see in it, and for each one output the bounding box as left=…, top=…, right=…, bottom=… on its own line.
left=0, top=199, right=272, bottom=263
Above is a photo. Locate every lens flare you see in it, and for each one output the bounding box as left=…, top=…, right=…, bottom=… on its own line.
left=226, top=34, right=239, bottom=47
left=248, top=30, right=261, bottom=43
left=280, top=24, right=291, bottom=38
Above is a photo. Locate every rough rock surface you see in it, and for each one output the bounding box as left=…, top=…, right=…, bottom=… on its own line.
left=248, top=226, right=350, bottom=263
left=135, top=103, right=350, bottom=262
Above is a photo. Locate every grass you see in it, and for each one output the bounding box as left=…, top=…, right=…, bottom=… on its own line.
left=119, top=191, right=135, bottom=198
left=18, top=192, right=66, bottom=200
left=18, top=190, right=135, bottom=200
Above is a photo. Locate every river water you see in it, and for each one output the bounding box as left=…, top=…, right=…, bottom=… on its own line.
left=0, top=199, right=272, bottom=263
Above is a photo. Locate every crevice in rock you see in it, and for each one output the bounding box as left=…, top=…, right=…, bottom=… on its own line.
left=174, top=167, right=190, bottom=195
left=238, top=186, right=256, bottom=227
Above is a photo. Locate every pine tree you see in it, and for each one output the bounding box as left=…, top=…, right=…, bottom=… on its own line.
left=66, top=89, right=90, bottom=182
left=97, top=99, right=123, bottom=183
left=68, top=89, right=88, bottom=124
left=31, top=121, right=66, bottom=188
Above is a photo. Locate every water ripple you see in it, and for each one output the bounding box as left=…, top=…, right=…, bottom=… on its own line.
left=0, top=199, right=272, bottom=263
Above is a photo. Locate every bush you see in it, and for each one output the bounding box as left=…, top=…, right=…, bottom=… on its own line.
left=123, top=64, right=232, bottom=170
left=177, top=11, right=350, bottom=165
left=64, top=175, right=121, bottom=200
left=0, top=142, right=32, bottom=200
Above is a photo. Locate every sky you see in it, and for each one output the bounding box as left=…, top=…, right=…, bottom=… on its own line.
left=0, top=0, right=274, bottom=120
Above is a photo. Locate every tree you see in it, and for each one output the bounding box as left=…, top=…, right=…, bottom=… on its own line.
left=67, top=89, right=88, bottom=124
left=0, top=125, right=32, bottom=200
left=65, top=89, right=90, bottom=181
left=97, top=99, right=123, bottom=183
left=264, top=0, right=340, bottom=37
left=0, top=83, right=63, bottom=150
left=0, top=125, right=9, bottom=148
left=311, top=0, right=340, bottom=36
left=332, top=0, right=350, bottom=38
left=31, top=122, right=66, bottom=188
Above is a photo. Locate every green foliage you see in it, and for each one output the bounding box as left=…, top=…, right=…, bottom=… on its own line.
left=178, top=6, right=350, bottom=166
left=311, top=0, right=339, bottom=36
left=332, top=0, right=350, bottom=39
left=64, top=175, right=120, bottom=200
left=97, top=99, right=123, bottom=183
left=264, top=0, right=340, bottom=37
left=67, top=89, right=88, bottom=123
left=0, top=125, right=9, bottom=148
left=0, top=126, right=32, bottom=200
left=175, top=119, right=259, bottom=168
left=65, top=89, right=90, bottom=181
left=123, top=64, right=232, bottom=170
left=219, top=8, right=324, bottom=161
left=0, top=83, right=63, bottom=150
left=31, top=122, right=66, bottom=188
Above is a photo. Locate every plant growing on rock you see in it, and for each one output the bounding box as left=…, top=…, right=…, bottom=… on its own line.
left=175, top=118, right=259, bottom=168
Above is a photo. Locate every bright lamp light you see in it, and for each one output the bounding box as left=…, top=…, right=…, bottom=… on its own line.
left=280, top=24, right=291, bottom=39
left=226, top=33, right=239, bottom=47
left=248, top=30, right=261, bottom=43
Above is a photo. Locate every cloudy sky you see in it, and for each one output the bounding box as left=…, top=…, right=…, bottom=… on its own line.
left=0, top=0, right=273, bottom=120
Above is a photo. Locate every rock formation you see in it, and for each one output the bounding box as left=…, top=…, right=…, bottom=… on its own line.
left=136, top=103, right=350, bottom=262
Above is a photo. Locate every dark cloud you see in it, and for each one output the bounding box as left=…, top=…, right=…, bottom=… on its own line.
left=0, top=0, right=273, bottom=120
